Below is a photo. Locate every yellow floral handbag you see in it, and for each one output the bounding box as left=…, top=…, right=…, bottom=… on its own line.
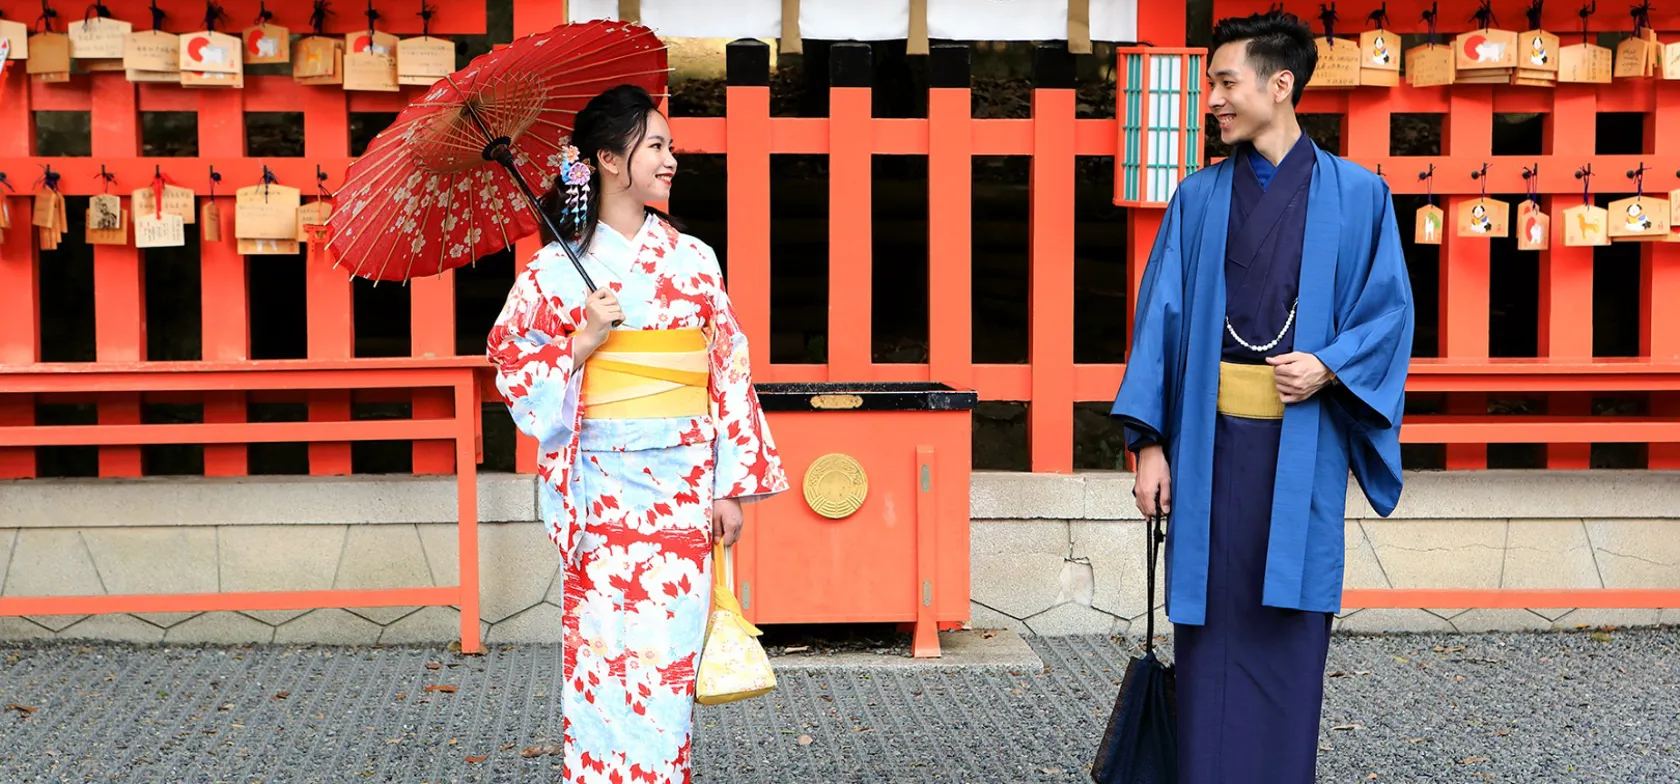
left=696, top=542, right=777, bottom=705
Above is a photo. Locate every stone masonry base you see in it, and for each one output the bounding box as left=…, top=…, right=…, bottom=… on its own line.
left=2, top=471, right=1677, bottom=644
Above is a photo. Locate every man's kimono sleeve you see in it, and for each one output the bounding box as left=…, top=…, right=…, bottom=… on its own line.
left=1310, top=186, right=1415, bottom=515
left=486, top=266, right=585, bottom=449
left=698, top=245, right=789, bottom=503
left=1112, top=194, right=1186, bottom=454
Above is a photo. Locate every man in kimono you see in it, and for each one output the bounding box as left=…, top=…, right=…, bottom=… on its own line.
left=1110, top=10, right=1415, bottom=783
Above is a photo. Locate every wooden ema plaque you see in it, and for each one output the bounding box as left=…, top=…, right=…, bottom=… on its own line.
left=1308, top=36, right=1360, bottom=89
left=1513, top=30, right=1559, bottom=87
left=343, top=30, right=400, bottom=92
left=1517, top=201, right=1550, bottom=251
left=0, top=19, right=28, bottom=60
left=125, top=30, right=181, bottom=83
left=1415, top=204, right=1445, bottom=245
left=1406, top=43, right=1455, bottom=87
left=243, top=23, right=290, bottom=65
left=1454, top=28, right=1517, bottom=84
left=1613, top=28, right=1659, bottom=79
left=1359, top=29, right=1400, bottom=87
left=294, top=36, right=343, bottom=85
left=1607, top=195, right=1670, bottom=241
left=85, top=195, right=128, bottom=246
left=1559, top=43, right=1612, bottom=83
left=1562, top=204, right=1610, bottom=246
left=397, top=36, right=453, bottom=86
left=1458, top=197, right=1510, bottom=238
left=68, top=16, right=131, bottom=64
left=179, top=30, right=243, bottom=89
left=235, top=184, right=302, bottom=240
left=27, top=33, right=70, bottom=83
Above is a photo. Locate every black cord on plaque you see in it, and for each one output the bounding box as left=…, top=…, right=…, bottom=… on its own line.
left=1367, top=2, right=1388, bottom=29
left=1578, top=1, right=1596, bottom=46
left=1575, top=164, right=1593, bottom=206
left=37, top=0, right=59, bottom=33
left=1420, top=164, right=1436, bottom=206
left=1471, top=162, right=1491, bottom=199
left=311, top=0, right=332, bottom=36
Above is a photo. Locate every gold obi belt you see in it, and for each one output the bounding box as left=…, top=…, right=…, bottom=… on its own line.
left=580, top=328, right=710, bottom=420
left=1217, top=361, right=1286, bottom=420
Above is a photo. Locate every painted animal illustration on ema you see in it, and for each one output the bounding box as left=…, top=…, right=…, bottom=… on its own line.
left=1525, top=213, right=1545, bottom=245
left=1576, top=209, right=1602, bottom=238
left=248, top=31, right=280, bottom=59
left=1530, top=36, right=1549, bottom=66
left=1470, top=203, right=1493, bottom=233
left=1463, top=33, right=1508, bottom=64
left=351, top=34, right=391, bottom=57
left=1422, top=210, right=1440, bottom=241
left=1625, top=202, right=1654, bottom=232
left=1370, top=34, right=1391, bottom=64
left=186, top=35, right=230, bottom=67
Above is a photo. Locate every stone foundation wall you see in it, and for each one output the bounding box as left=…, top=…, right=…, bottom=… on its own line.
left=1, top=471, right=1676, bottom=644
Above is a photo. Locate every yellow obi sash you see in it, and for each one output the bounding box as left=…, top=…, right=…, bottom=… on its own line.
left=581, top=328, right=710, bottom=420
left=1217, top=361, right=1286, bottom=420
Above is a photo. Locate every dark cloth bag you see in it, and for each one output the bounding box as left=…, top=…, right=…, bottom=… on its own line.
left=1091, top=508, right=1177, bottom=784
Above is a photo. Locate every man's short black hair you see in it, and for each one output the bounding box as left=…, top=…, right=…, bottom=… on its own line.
left=1210, top=10, right=1318, bottom=107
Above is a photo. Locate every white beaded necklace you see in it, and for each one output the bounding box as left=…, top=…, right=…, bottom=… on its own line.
left=1226, top=299, right=1298, bottom=353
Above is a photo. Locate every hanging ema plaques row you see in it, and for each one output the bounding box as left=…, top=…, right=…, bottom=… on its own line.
left=1303, top=25, right=1680, bottom=90
left=0, top=19, right=453, bottom=90
left=3, top=184, right=333, bottom=257
left=1415, top=194, right=1678, bottom=248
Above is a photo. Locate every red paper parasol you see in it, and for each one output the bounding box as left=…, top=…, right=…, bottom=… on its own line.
left=325, top=19, right=669, bottom=284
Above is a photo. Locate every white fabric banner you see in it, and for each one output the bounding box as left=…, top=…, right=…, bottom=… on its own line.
left=569, top=0, right=1139, bottom=43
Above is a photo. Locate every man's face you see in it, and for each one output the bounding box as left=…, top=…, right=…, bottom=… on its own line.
left=1206, top=40, right=1289, bottom=145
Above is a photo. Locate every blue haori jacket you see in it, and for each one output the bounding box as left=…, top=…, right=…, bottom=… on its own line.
left=1111, top=144, right=1416, bottom=626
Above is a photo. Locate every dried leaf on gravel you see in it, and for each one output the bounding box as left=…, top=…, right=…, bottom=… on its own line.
left=1460, top=757, right=1489, bottom=764
left=1590, top=632, right=1613, bottom=643
left=796, top=734, right=814, bottom=746
left=465, top=754, right=487, bottom=764
left=273, top=692, right=290, bottom=700
left=1330, top=724, right=1364, bottom=731
left=424, top=685, right=458, bottom=694
left=426, top=663, right=442, bottom=670
left=5, top=704, right=35, bottom=718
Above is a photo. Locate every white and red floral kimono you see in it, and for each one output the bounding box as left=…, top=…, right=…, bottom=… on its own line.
left=488, top=215, right=787, bottom=784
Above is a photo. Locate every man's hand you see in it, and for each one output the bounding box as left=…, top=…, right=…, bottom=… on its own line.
left=1133, top=446, right=1171, bottom=519
left=1267, top=351, right=1335, bottom=404
left=712, top=498, right=744, bottom=546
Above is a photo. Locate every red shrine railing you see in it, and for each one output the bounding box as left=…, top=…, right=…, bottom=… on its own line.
left=2, top=0, right=1678, bottom=482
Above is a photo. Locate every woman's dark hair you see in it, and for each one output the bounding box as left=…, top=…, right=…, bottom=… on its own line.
left=1210, top=10, right=1318, bottom=107
left=540, top=83, right=680, bottom=251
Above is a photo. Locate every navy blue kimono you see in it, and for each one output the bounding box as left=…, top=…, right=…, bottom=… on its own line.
left=1111, top=134, right=1415, bottom=783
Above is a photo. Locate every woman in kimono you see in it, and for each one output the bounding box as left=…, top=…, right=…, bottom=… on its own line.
left=487, top=84, right=788, bottom=784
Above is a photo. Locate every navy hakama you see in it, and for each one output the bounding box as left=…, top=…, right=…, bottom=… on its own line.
left=1172, top=135, right=1334, bottom=784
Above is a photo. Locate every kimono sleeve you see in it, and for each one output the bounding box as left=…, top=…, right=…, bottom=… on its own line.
left=697, top=243, right=789, bottom=503
left=1311, top=185, right=1415, bottom=514
left=486, top=264, right=585, bottom=448
left=1111, top=193, right=1186, bottom=453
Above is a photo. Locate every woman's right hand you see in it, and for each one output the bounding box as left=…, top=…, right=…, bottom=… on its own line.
left=577, top=288, right=622, bottom=351
left=1133, top=445, right=1171, bottom=519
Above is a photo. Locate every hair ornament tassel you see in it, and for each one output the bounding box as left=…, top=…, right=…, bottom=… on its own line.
left=559, top=143, right=593, bottom=241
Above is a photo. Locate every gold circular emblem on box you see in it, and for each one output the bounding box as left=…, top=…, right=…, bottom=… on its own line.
left=803, top=453, right=869, bottom=519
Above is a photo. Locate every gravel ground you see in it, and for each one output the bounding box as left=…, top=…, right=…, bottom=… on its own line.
left=0, top=628, right=1675, bottom=783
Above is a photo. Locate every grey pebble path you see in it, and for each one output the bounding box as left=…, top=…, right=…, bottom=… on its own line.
left=0, top=628, right=1675, bottom=783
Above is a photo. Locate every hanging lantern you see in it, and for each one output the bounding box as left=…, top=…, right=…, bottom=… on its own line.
left=1113, top=46, right=1208, bottom=209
